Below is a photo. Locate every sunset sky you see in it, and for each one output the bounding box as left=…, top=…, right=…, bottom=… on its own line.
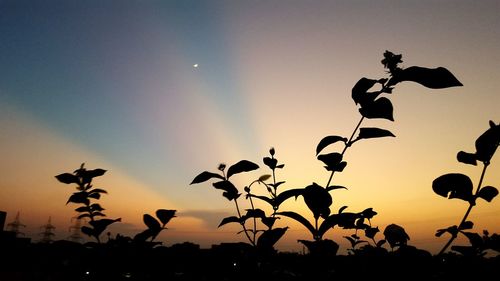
left=0, top=0, right=498, bottom=253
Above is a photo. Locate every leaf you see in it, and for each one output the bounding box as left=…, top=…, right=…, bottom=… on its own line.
left=66, top=191, right=89, bottom=205
left=365, top=227, right=380, bottom=239
left=435, top=225, right=458, bottom=237
left=383, top=224, right=410, bottom=248
left=81, top=226, right=94, bottom=237
left=90, top=203, right=105, bottom=212
left=477, top=186, right=498, bottom=202
left=143, top=214, right=161, bottom=233
left=459, top=221, right=474, bottom=230
left=271, top=181, right=286, bottom=189
left=344, top=236, right=356, bottom=247
left=77, top=214, right=91, bottom=220
left=227, top=160, right=259, bottom=178
left=361, top=208, right=377, bottom=219
left=461, top=232, right=483, bottom=248
left=276, top=164, right=285, bottom=169
left=303, top=183, right=332, bottom=219
left=432, top=173, right=473, bottom=201
left=338, top=206, right=348, bottom=213
left=75, top=206, right=89, bottom=213
left=274, top=188, right=304, bottom=207
left=213, top=180, right=240, bottom=201
left=258, top=174, right=271, bottom=182
left=89, top=218, right=121, bottom=237
left=376, top=240, right=387, bottom=248
left=317, top=153, right=343, bottom=170
left=325, top=161, right=347, bottom=172
left=359, top=97, right=394, bottom=121
left=474, top=122, right=500, bottom=163
left=156, top=209, right=176, bottom=225
left=89, top=188, right=108, bottom=194
left=354, top=127, right=395, bottom=142
left=87, top=192, right=101, bottom=200
left=242, top=208, right=266, bottom=220
left=316, top=135, right=347, bottom=155
left=352, top=77, right=378, bottom=105
left=55, top=173, right=79, bottom=184
left=277, top=211, right=316, bottom=237
left=134, top=229, right=154, bottom=241
left=261, top=216, right=278, bottom=229
left=457, top=151, right=477, bottom=166
left=388, top=66, right=463, bottom=89
left=218, top=216, right=241, bottom=228
left=190, top=171, right=224, bottom=184
left=336, top=212, right=361, bottom=229
left=317, top=214, right=339, bottom=238
left=326, top=185, right=347, bottom=192
left=91, top=212, right=105, bottom=217
left=86, top=168, right=107, bottom=178
left=263, top=157, right=278, bottom=170
left=257, top=227, right=288, bottom=249
left=249, top=194, right=273, bottom=205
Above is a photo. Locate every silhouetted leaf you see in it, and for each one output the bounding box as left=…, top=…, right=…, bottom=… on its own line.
left=325, top=161, right=347, bottom=172
left=227, top=160, right=259, bottom=178
left=66, top=191, right=89, bottom=205
left=134, top=229, right=154, bottom=241
left=263, top=157, right=278, bottom=170
left=477, top=186, right=498, bottom=202
left=316, top=136, right=347, bottom=155
left=276, top=164, right=285, bottom=169
left=338, top=206, right=348, bottom=213
left=190, top=171, right=224, bottom=184
left=89, top=218, right=121, bottom=237
left=87, top=192, right=101, bottom=200
left=384, top=224, right=410, bottom=248
left=436, top=225, right=458, bottom=237
left=156, top=209, right=176, bottom=225
left=317, top=153, right=343, bottom=171
left=457, top=151, right=477, bottom=166
left=258, top=174, right=271, bottom=182
left=261, top=216, right=278, bottom=229
left=89, top=188, right=107, bottom=194
left=274, top=188, right=303, bottom=207
left=326, top=185, right=347, bottom=192
left=361, top=208, right=377, bottom=219
left=243, top=208, right=266, bottom=220
left=218, top=216, right=241, bottom=228
left=77, top=214, right=91, bottom=220
left=303, top=183, right=332, bottom=219
left=432, top=173, right=473, bottom=201
left=352, top=77, right=378, bottom=105
left=249, top=194, right=273, bottom=205
left=55, top=173, right=79, bottom=184
left=271, top=181, right=286, bottom=189
left=354, top=127, right=395, bottom=142
left=365, top=227, right=380, bottom=239
left=85, top=168, right=107, bottom=179
left=257, top=227, right=288, bottom=249
left=462, top=232, right=483, bottom=248
left=91, top=211, right=105, bottom=217
left=143, top=214, right=161, bottom=232
left=388, top=66, right=462, bottom=89
left=277, top=211, right=316, bottom=237
left=459, top=221, right=474, bottom=230
left=359, top=97, right=394, bottom=121
left=213, top=180, right=240, bottom=201
left=336, top=212, right=361, bottom=229
left=318, top=214, right=339, bottom=238
left=344, top=236, right=356, bottom=247
left=475, top=122, right=499, bottom=163
left=377, top=239, right=387, bottom=247
left=90, top=203, right=105, bottom=212
left=81, top=226, right=94, bottom=237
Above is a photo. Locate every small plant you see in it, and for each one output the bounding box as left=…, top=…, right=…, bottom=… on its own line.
left=134, top=209, right=177, bottom=245
left=191, top=159, right=288, bottom=250
left=433, top=121, right=499, bottom=255
left=56, top=163, right=121, bottom=243
left=450, top=230, right=500, bottom=257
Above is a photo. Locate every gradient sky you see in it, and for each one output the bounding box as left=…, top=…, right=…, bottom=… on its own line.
left=0, top=0, right=499, bottom=253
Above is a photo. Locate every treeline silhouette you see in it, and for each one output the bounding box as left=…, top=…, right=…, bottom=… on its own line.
left=1, top=51, right=499, bottom=281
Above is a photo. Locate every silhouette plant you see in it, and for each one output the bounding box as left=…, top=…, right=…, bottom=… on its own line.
left=134, top=209, right=176, bottom=245
left=190, top=51, right=463, bottom=254
left=274, top=51, right=462, bottom=254
left=433, top=121, right=499, bottom=255
left=191, top=160, right=288, bottom=250
left=56, top=163, right=121, bottom=243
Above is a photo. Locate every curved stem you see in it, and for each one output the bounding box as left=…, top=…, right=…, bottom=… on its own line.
left=248, top=194, right=258, bottom=242
left=438, top=163, right=489, bottom=255
left=326, top=116, right=365, bottom=187
left=234, top=198, right=255, bottom=246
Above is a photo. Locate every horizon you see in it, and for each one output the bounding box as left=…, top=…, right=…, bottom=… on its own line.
left=0, top=0, right=499, bottom=254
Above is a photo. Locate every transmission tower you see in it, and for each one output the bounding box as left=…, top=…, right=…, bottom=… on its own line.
left=68, top=217, right=84, bottom=243
left=7, top=211, right=26, bottom=237
left=39, top=216, right=56, bottom=243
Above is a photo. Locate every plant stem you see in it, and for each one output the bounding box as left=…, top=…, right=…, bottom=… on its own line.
left=234, top=198, right=255, bottom=246
left=438, top=163, right=489, bottom=255
left=326, top=116, right=365, bottom=187
left=248, top=194, right=258, bottom=242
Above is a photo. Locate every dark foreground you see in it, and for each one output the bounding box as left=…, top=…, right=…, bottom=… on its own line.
left=1, top=239, right=499, bottom=281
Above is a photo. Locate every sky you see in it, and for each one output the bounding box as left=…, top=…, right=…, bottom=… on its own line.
left=0, top=0, right=499, bottom=253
